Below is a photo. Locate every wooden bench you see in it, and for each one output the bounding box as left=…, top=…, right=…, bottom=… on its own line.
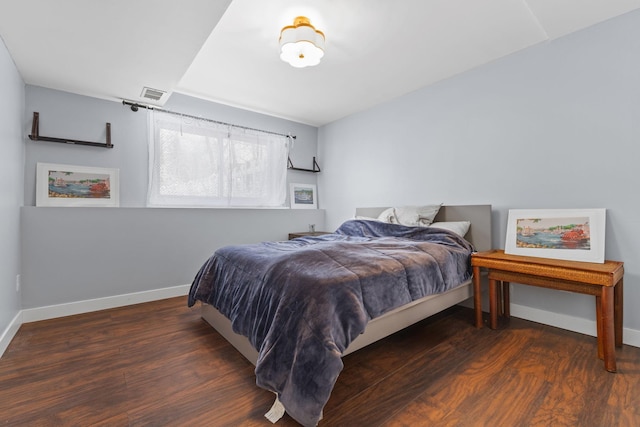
left=472, top=249, right=623, bottom=372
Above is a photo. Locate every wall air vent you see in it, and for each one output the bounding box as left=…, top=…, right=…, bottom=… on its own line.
left=140, top=87, right=166, bottom=101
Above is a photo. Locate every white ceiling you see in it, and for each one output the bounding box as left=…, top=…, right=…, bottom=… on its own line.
left=1, top=0, right=639, bottom=126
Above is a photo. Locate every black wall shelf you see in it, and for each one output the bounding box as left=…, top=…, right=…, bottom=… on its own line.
left=288, top=156, right=321, bottom=173
left=28, top=112, right=113, bottom=148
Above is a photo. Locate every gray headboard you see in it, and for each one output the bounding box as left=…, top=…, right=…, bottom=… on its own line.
left=355, top=205, right=492, bottom=252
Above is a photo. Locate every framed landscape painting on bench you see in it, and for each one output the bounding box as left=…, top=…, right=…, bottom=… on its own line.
left=505, top=208, right=606, bottom=263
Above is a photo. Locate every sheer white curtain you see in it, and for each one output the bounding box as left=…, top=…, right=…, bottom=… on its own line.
left=147, top=110, right=290, bottom=207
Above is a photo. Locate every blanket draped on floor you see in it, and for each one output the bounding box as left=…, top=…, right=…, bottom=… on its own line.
left=188, top=219, right=474, bottom=426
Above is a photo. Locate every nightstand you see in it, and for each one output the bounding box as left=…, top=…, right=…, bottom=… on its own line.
left=288, top=231, right=330, bottom=240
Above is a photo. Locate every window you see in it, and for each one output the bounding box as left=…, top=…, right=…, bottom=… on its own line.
left=148, top=111, right=290, bottom=207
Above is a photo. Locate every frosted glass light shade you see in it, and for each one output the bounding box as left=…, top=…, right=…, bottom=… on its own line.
left=279, top=16, right=325, bottom=68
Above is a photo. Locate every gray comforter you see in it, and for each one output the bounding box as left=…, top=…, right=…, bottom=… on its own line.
left=188, top=219, right=474, bottom=426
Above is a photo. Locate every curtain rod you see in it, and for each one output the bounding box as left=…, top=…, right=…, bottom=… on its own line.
left=122, top=100, right=296, bottom=139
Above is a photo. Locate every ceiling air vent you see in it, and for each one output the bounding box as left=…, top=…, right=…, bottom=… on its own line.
left=140, top=87, right=166, bottom=101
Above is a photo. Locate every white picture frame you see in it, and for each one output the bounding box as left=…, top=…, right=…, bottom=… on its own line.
left=505, top=208, right=606, bottom=263
left=36, top=162, right=120, bottom=207
left=290, top=183, right=317, bottom=209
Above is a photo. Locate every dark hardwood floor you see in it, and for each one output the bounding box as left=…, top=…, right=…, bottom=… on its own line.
left=1, top=296, right=639, bottom=426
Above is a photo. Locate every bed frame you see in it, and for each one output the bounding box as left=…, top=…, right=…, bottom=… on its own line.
left=200, top=204, right=492, bottom=365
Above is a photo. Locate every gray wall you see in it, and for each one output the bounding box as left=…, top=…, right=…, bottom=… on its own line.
left=21, top=207, right=324, bottom=308
left=319, top=10, right=640, bottom=332
left=0, top=37, right=24, bottom=338
left=22, top=87, right=324, bottom=309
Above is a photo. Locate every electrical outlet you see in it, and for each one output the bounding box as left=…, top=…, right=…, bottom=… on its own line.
left=16, top=274, right=20, bottom=292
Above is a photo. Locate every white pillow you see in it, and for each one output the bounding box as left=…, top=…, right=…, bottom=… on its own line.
left=429, top=221, right=471, bottom=237
left=376, top=207, right=398, bottom=224
left=393, top=204, right=442, bottom=227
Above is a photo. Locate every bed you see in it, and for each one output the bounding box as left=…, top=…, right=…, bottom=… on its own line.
left=188, top=204, right=491, bottom=426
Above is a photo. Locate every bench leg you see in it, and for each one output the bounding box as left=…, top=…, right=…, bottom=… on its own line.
left=489, top=278, right=498, bottom=329
left=601, top=286, right=617, bottom=373
left=502, top=281, right=510, bottom=318
left=615, top=279, right=623, bottom=348
left=596, top=296, right=604, bottom=360
left=473, top=266, right=483, bottom=328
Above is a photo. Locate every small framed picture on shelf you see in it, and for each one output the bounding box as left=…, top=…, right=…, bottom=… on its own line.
left=504, top=208, right=606, bottom=263
left=36, top=162, right=120, bottom=207
left=290, top=183, right=317, bottom=209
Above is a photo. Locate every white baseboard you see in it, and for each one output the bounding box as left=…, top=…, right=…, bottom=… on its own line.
left=0, top=284, right=191, bottom=359
left=459, top=298, right=639, bottom=348
left=509, top=303, right=640, bottom=348
left=0, top=311, right=23, bottom=359
left=21, top=284, right=191, bottom=323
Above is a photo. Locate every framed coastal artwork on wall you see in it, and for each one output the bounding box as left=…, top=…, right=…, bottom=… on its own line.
left=290, top=183, right=317, bottom=209
left=36, top=162, right=120, bottom=207
left=504, top=208, right=606, bottom=263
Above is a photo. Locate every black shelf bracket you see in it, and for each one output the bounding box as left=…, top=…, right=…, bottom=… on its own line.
left=28, top=112, right=113, bottom=148
left=288, top=156, right=321, bottom=173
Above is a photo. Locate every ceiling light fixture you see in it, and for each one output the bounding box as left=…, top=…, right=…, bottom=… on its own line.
left=279, top=16, right=325, bottom=68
